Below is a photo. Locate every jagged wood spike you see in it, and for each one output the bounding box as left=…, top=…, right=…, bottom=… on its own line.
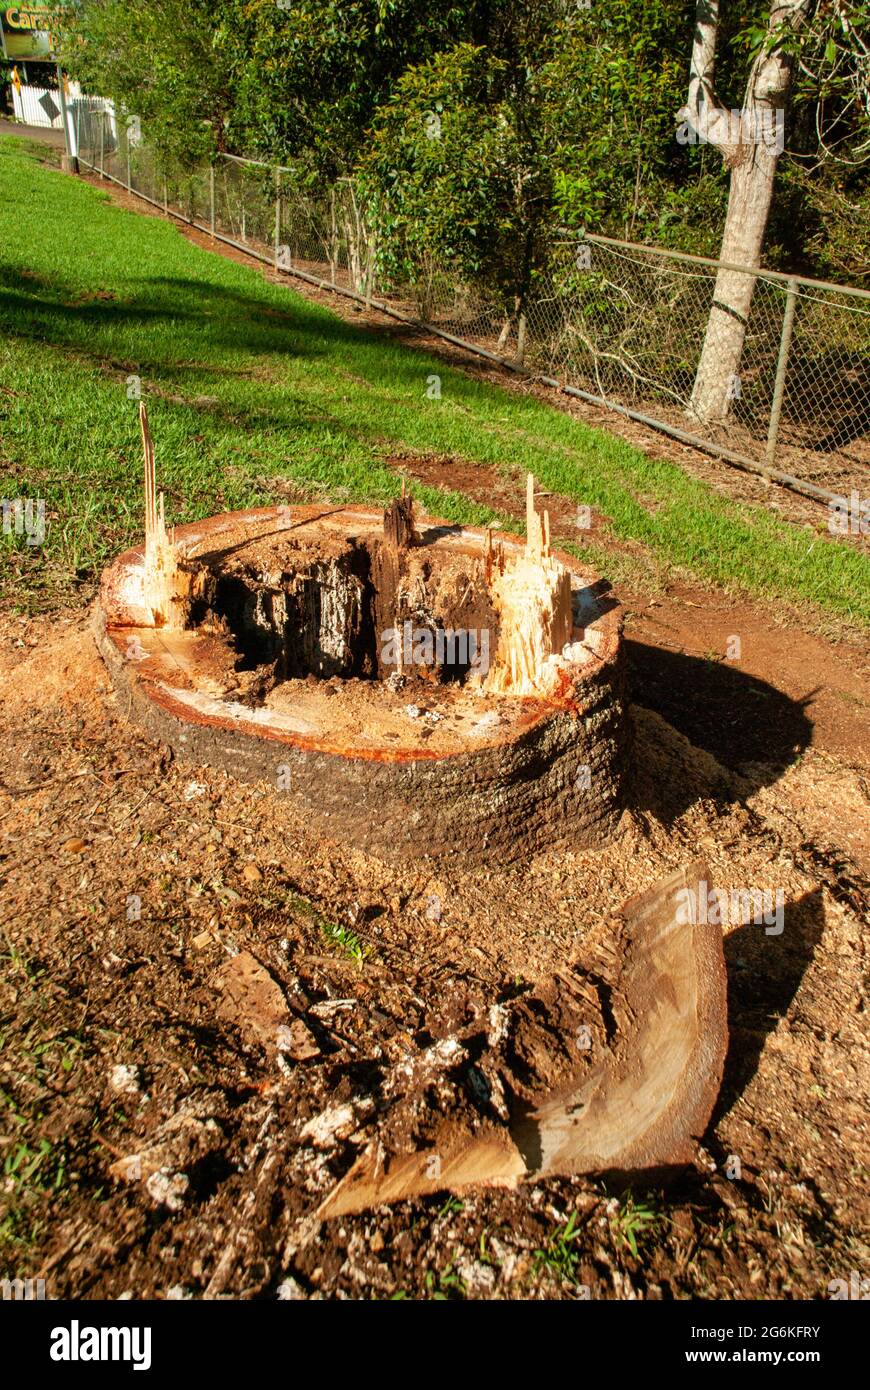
left=140, top=401, right=156, bottom=543
left=525, top=471, right=537, bottom=556
left=482, top=471, right=572, bottom=695
left=139, top=401, right=186, bottom=630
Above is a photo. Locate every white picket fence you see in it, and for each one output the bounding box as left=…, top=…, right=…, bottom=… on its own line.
left=8, top=79, right=117, bottom=161
left=11, top=79, right=77, bottom=128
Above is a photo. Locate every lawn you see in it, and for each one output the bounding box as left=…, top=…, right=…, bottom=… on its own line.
left=1, top=134, right=867, bottom=624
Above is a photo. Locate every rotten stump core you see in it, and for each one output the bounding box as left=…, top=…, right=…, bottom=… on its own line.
left=95, top=481, right=629, bottom=864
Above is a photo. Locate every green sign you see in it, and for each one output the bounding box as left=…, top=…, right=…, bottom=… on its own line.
left=1, top=7, right=65, bottom=61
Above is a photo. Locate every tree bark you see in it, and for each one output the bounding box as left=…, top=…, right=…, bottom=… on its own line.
left=681, top=0, right=814, bottom=425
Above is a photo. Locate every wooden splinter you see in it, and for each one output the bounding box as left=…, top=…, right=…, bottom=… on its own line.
left=483, top=472, right=573, bottom=696
left=140, top=402, right=185, bottom=630
left=524, top=473, right=554, bottom=560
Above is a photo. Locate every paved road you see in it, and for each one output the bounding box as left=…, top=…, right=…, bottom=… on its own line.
left=0, top=118, right=66, bottom=148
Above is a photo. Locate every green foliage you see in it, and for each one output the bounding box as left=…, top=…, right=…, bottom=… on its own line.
left=286, top=893, right=370, bottom=964
left=57, top=0, right=251, bottom=169
left=0, top=1086, right=68, bottom=1256
left=318, top=920, right=370, bottom=966
left=533, top=1208, right=585, bottom=1285
left=541, top=0, right=694, bottom=239
left=361, top=40, right=549, bottom=307
left=610, top=1191, right=665, bottom=1260
left=234, top=0, right=474, bottom=180
left=424, top=1259, right=467, bottom=1298
left=57, top=0, right=870, bottom=282
left=360, top=1, right=700, bottom=305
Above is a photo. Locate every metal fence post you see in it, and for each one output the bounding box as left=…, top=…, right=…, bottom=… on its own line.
left=766, top=276, right=799, bottom=466
left=274, top=168, right=282, bottom=269
left=56, top=64, right=77, bottom=173
left=365, top=230, right=375, bottom=310
left=163, top=178, right=168, bottom=215
left=209, top=163, right=215, bottom=238
left=329, top=189, right=337, bottom=286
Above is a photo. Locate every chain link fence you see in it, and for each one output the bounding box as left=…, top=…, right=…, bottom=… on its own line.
left=74, top=102, right=870, bottom=508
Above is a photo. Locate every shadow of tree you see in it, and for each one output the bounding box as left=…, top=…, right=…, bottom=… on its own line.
left=627, top=637, right=814, bottom=813
left=0, top=265, right=490, bottom=399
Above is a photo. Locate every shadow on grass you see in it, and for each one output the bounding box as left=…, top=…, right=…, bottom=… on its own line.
left=0, top=265, right=492, bottom=403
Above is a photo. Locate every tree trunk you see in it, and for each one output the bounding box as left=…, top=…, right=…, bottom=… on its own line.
left=688, top=143, right=778, bottom=423
left=681, top=0, right=813, bottom=425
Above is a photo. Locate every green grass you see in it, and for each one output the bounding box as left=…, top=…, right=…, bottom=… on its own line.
left=317, top=919, right=370, bottom=966
left=533, top=1209, right=586, bottom=1285
left=423, top=1259, right=467, bottom=1300
left=286, top=892, right=370, bottom=965
left=1, top=135, right=867, bottom=624
left=0, top=1081, right=69, bottom=1257
left=610, top=1191, right=666, bottom=1261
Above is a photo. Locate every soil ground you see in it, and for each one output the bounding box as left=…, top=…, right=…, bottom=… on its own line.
left=1, top=572, right=867, bottom=1299
left=1, top=138, right=868, bottom=1300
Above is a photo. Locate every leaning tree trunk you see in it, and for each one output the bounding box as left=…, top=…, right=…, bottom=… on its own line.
left=689, top=141, right=779, bottom=423
left=681, top=0, right=814, bottom=426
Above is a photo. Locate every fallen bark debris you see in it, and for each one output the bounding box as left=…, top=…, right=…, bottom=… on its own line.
left=108, top=1094, right=227, bottom=1210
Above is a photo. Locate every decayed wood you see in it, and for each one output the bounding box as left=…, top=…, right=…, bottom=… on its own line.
left=383, top=486, right=418, bottom=553
left=97, top=502, right=629, bottom=863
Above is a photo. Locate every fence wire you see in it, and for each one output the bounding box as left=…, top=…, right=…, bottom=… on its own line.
left=74, top=103, right=870, bottom=506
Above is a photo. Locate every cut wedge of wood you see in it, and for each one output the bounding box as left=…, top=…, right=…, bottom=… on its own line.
left=316, top=859, right=727, bottom=1218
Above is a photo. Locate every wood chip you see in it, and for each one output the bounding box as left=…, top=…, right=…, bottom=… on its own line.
left=211, top=950, right=319, bottom=1059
